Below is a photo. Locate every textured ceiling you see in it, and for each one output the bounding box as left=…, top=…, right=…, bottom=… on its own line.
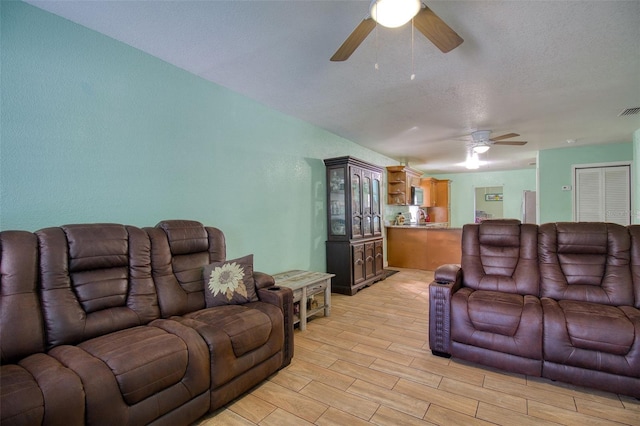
left=25, top=0, right=640, bottom=173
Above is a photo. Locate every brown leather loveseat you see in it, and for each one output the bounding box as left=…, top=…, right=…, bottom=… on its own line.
left=0, top=220, right=293, bottom=425
left=429, top=220, right=640, bottom=398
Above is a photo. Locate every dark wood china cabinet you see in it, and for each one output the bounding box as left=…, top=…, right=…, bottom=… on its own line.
left=324, top=156, right=385, bottom=295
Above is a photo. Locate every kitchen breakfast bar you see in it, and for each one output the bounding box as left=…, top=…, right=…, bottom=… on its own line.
left=386, top=224, right=462, bottom=271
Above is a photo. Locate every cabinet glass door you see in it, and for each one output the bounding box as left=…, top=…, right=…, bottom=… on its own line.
left=363, top=175, right=372, bottom=237
left=351, top=170, right=362, bottom=238
left=328, top=168, right=346, bottom=236
left=372, top=175, right=381, bottom=235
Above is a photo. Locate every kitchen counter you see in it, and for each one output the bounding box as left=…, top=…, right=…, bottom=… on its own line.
left=386, top=226, right=462, bottom=271
left=386, top=222, right=452, bottom=229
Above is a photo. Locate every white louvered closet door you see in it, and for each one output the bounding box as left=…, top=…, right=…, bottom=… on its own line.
left=575, top=165, right=631, bottom=225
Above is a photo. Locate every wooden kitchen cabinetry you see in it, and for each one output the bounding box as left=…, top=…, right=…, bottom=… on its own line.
left=387, top=165, right=422, bottom=205
left=421, top=177, right=451, bottom=223
left=324, top=156, right=385, bottom=295
left=421, top=178, right=450, bottom=208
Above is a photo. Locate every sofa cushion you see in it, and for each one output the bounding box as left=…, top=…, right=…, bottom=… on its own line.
left=158, top=220, right=210, bottom=256
left=562, top=300, right=634, bottom=355
left=186, top=304, right=271, bottom=357
left=467, top=290, right=524, bottom=336
left=461, top=221, right=539, bottom=295
left=1, top=353, right=86, bottom=426
left=49, top=319, right=210, bottom=425
left=451, top=288, right=543, bottom=360
left=37, top=224, right=160, bottom=348
left=146, top=221, right=227, bottom=317
left=542, top=298, right=640, bottom=378
left=1, top=231, right=45, bottom=363
left=539, top=222, right=633, bottom=306
left=78, top=326, right=188, bottom=405
left=1, top=364, right=44, bottom=425
left=204, top=254, right=258, bottom=307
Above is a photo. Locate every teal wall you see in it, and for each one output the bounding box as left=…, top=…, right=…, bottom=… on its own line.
left=430, top=169, right=537, bottom=228
left=0, top=2, right=396, bottom=273
left=537, top=142, right=633, bottom=224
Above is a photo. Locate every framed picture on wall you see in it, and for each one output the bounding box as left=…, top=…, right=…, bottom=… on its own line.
left=485, top=193, right=503, bottom=201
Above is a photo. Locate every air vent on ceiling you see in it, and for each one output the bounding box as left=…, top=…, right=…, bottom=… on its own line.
left=618, top=107, right=640, bottom=116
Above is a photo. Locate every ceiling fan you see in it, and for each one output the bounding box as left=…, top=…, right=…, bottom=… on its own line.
left=330, top=0, right=464, bottom=62
left=469, top=130, right=528, bottom=154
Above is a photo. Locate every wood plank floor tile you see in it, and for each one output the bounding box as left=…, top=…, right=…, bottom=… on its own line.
left=525, top=375, right=625, bottom=406
left=347, top=379, right=430, bottom=418
left=195, top=408, right=255, bottom=425
left=438, top=377, right=528, bottom=414
left=259, top=408, right=316, bottom=426
left=409, top=357, right=485, bottom=387
left=424, top=405, right=493, bottom=426
left=249, top=381, right=328, bottom=423
left=527, top=399, right=632, bottom=426
left=299, top=381, right=379, bottom=421
left=226, top=394, right=275, bottom=423
left=301, top=326, right=358, bottom=349
left=352, top=343, right=415, bottom=366
left=194, top=269, right=638, bottom=425
left=393, top=377, right=479, bottom=417
left=482, top=375, right=576, bottom=410
left=475, top=401, right=561, bottom=426
left=369, top=358, right=443, bottom=388
left=337, top=330, right=391, bottom=349
left=387, top=342, right=438, bottom=360
left=315, top=407, right=372, bottom=426
left=314, top=343, right=376, bottom=367
left=267, top=368, right=311, bottom=392
left=318, top=319, right=376, bottom=335
left=370, top=405, right=438, bottom=426
left=574, top=397, right=640, bottom=425
left=293, top=345, right=339, bottom=368
left=329, top=359, right=399, bottom=389
left=285, top=359, right=355, bottom=391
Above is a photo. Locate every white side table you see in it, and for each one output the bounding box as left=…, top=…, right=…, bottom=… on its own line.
left=272, top=270, right=334, bottom=330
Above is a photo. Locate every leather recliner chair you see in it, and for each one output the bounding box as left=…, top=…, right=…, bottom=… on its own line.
left=36, top=224, right=211, bottom=425
left=450, top=219, right=543, bottom=376
left=0, top=231, right=85, bottom=426
left=539, top=222, right=640, bottom=395
left=145, top=220, right=294, bottom=411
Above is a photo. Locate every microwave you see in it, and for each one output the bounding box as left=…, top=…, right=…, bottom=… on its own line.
left=410, top=186, right=424, bottom=206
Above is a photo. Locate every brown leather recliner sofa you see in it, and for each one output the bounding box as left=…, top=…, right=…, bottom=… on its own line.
left=429, top=220, right=640, bottom=398
left=0, top=220, right=293, bottom=425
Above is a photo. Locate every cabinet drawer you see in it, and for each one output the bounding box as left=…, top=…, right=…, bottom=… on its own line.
left=291, top=280, right=328, bottom=302
left=306, top=281, right=328, bottom=295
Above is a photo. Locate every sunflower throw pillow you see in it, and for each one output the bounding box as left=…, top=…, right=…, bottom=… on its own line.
left=203, top=254, right=259, bottom=307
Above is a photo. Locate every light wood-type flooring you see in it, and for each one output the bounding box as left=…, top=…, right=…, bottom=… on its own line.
left=196, top=268, right=640, bottom=425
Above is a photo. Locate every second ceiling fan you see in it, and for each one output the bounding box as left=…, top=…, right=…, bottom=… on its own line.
left=331, top=0, right=464, bottom=62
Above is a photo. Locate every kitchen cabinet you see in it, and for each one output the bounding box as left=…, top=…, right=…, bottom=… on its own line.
left=387, top=165, right=422, bottom=205
left=421, top=178, right=450, bottom=222
left=421, top=178, right=450, bottom=207
left=325, top=156, right=385, bottom=295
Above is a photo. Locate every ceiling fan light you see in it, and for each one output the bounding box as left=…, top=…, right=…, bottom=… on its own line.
left=370, top=0, right=421, bottom=28
left=465, top=152, right=480, bottom=169
left=473, top=144, right=490, bottom=154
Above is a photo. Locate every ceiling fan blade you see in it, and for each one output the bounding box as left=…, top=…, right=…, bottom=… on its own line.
left=412, top=6, right=463, bottom=53
left=493, top=141, right=528, bottom=146
left=490, top=133, right=520, bottom=142
left=330, top=18, right=376, bottom=62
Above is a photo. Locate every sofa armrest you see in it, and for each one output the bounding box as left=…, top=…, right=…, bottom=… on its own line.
left=256, top=285, right=294, bottom=367
left=429, top=264, right=463, bottom=357
left=434, top=263, right=462, bottom=284
left=254, top=271, right=276, bottom=290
